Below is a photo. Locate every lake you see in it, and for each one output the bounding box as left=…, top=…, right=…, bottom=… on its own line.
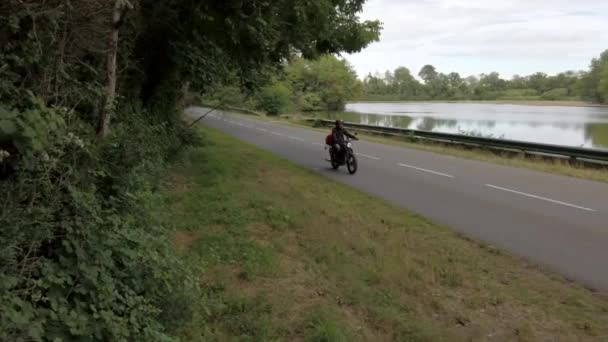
left=315, top=102, right=608, bottom=150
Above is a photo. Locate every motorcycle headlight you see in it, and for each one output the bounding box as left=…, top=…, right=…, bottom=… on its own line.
left=347, top=142, right=352, bottom=148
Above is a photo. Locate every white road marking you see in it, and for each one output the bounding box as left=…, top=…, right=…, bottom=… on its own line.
left=398, top=163, right=454, bottom=178
left=256, top=128, right=268, bottom=132
left=288, top=136, right=305, bottom=142
left=485, top=184, right=595, bottom=212
left=271, top=131, right=284, bottom=136
left=356, top=153, right=380, bottom=160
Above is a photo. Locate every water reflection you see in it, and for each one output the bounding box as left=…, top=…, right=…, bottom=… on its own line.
left=585, top=123, right=608, bottom=148
left=315, top=102, right=608, bottom=149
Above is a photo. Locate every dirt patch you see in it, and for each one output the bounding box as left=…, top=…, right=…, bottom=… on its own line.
left=172, top=230, right=202, bottom=251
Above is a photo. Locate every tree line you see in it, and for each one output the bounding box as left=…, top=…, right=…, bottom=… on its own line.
left=360, top=51, right=608, bottom=103
left=0, top=1, right=379, bottom=340
left=206, top=49, right=608, bottom=116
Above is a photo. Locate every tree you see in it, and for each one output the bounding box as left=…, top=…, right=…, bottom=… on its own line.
left=363, top=73, right=387, bottom=96
left=384, top=70, right=395, bottom=91
left=393, top=67, right=420, bottom=97
left=286, top=55, right=361, bottom=111
left=447, top=72, right=465, bottom=98
left=433, top=73, right=451, bottom=98
left=418, top=65, right=438, bottom=84
left=527, top=72, right=549, bottom=93
left=133, top=0, right=382, bottom=128
left=99, top=0, right=134, bottom=138
left=510, top=75, right=527, bottom=89
left=580, top=50, right=608, bottom=102
left=418, top=65, right=449, bottom=99
left=593, top=51, right=608, bottom=103
left=599, top=64, right=608, bottom=103
left=478, top=72, right=506, bottom=94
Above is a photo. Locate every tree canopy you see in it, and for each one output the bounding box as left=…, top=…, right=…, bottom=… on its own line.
left=286, top=56, right=361, bottom=111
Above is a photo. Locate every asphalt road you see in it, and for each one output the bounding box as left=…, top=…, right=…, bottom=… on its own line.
left=189, top=107, right=608, bottom=292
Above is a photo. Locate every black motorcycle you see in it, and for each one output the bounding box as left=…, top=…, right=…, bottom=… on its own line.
left=327, top=137, right=358, bottom=174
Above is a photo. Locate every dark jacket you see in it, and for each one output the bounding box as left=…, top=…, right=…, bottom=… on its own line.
left=332, top=126, right=357, bottom=145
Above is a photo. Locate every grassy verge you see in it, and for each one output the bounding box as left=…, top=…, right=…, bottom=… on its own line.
left=234, top=113, right=608, bottom=183
left=161, top=126, right=608, bottom=341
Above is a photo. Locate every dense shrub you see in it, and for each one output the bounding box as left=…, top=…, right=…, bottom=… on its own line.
left=299, top=93, right=324, bottom=112
left=0, top=100, right=199, bottom=341
left=497, top=88, right=539, bottom=100
left=256, top=82, right=292, bottom=115
left=541, top=88, right=570, bottom=100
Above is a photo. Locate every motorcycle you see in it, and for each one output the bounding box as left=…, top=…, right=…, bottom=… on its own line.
left=325, top=136, right=358, bottom=174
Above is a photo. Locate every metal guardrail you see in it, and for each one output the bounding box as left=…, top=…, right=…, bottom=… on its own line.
left=310, top=119, right=608, bottom=164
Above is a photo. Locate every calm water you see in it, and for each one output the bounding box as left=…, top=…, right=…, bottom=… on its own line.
left=317, top=102, right=608, bottom=149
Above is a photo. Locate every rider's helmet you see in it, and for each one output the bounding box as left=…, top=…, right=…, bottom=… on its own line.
left=335, top=119, right=343, bottom=128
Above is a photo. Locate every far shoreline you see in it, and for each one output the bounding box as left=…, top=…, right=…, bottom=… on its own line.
left=347, top=100, right=608, bottom=108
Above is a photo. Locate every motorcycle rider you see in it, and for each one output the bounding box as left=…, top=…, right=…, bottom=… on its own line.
left=332, top=120, right=358, bottom=160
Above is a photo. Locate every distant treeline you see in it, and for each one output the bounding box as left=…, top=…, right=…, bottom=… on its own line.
left=358, top=50, right=608, bottom=103
left=205, top=50, right=608, bottom=116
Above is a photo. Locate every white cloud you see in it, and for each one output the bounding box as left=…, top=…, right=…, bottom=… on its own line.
left=346, top=0, right=608, bottom=79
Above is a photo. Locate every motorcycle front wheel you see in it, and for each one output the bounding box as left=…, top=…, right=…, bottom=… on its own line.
left=346, top=154, right=358, bottom=174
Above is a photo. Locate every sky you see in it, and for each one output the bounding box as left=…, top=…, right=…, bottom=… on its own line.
left=345, top=0, right=608, bottom=79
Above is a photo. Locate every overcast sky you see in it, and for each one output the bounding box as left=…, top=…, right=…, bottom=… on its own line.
left=345, top=0, right=608, bottom=79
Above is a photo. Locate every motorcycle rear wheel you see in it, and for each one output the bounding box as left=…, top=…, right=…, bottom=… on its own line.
left=331, top=159, right=340, bottom=169
left=330, top=152, right=340, bottom=169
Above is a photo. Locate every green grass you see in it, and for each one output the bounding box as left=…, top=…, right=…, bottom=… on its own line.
left=161, top=126, right=608, bottom=341
left=305, top=308, right=352, bottom=342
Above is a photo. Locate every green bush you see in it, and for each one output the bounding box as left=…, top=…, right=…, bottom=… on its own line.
left=476, top=91, right=500, bottom=101
left=256, top=82, right=292, bottom=115
left=299, top=93, right=323, bottom=112
left=541, top=88, right=569, bottom=100
left=496, top=88, right=539, bottom=99
left=0, top=101, right=199, bottom=341
left=204, top=86, right=245, bottom=107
